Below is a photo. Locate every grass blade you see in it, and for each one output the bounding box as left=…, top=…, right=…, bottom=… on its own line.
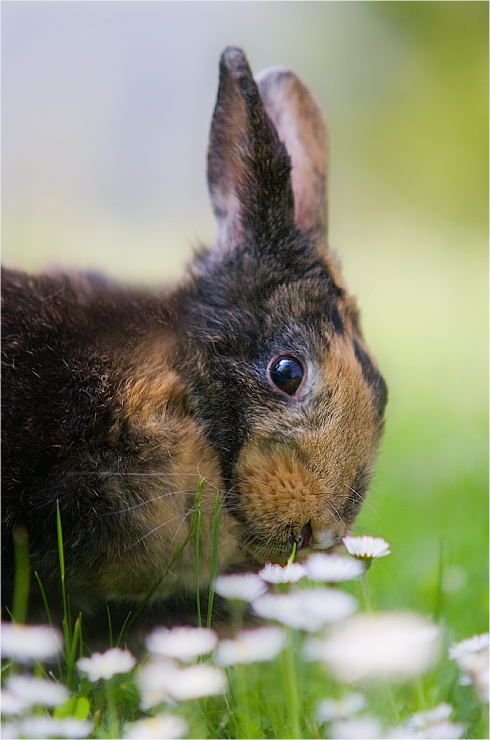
left=195, top=477, right=204, bottom=628
left=56, top=501, right=72, bottom=662
left=206, top=489, right=221, bottom=629
left=12, top=525, right=30, bottom=625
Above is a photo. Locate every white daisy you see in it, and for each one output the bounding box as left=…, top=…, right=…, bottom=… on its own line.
left=330, top=715, right=382, bottom=739
left=19, top=717, right=93, bottom=739
left=124, top=714, right=188, bottom=739
left=406, top=702, right=453, bottom=730
left=306, top=553, right=365, bottom=582
left=138, top=659, right=177, bottom=710
left=317, top=692, right=367, bottom=722
left=252, top=588, right=357, bottom=632
left=215, top=626, right=287, bottom=666
left=213, top=573, right=267, bottom=601
left=1, top=623, right=63, bottom=663
left=342, top=535, right=391, bottom=560
left=145, top=626, right=218, bottom=662
left=315, top=612, right=441, bottom=683
left=0, top=689, right=30, bottom=716
left=448, top=632, right=489, bottom=661
left=448, top=632, right=489, bottom=700
left=388, top=720, right=466, bottom=739
left=415, top=721, right=465, bottom=739
left=5, top=674, right=69, bottom=708
left=77, top=647, right=136, bottom=682
left=258, top=562, right=307, bottom=584
left=165, top=663, right=228, bottom=702
left=138, top=659, right=227, bottom=708
left=0, top=722, right=18, bottom=739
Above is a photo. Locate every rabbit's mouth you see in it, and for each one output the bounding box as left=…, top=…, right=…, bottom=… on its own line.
left=235, top=513, right=346, bottom=566
left=294, top=522, right=340, bottom=555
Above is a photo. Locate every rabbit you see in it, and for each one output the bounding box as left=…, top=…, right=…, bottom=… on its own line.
left=1, top=47, right=387, bottom=643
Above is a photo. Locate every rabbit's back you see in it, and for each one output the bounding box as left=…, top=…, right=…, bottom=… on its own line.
left=1, top=268, right=243, bottom=626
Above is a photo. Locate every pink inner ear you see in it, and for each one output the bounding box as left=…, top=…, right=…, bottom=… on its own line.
left=233, top=220, right=242, bottom=245
left=255, top=67, right=328, bottom=236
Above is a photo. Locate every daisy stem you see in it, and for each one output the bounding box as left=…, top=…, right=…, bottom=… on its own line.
left=106, top=678, right=119, bottom=739
left=415, top=675, right=427, bottom=712
left=206, top=489, right=221, bottom=629
left=231, top=602, right=246, bottom=634
left=382, top=680, right=400, bottom=724
left=235, top=663, right=252, bottom=738
left=283, top=628, right=301, bottom=739
left=361, top=569, right=373, bottom=613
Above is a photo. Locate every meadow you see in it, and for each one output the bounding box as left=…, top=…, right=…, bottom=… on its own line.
left=2, top=3, right=488, bottom=738
left=1, top=521, right=488, bottom=739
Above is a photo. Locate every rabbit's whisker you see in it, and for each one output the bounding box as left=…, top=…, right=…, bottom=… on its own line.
left=342, top=481, right=377, bottom=515
left=66, top=471, right=204, bottom=478
left=107, top=490, right=203, bottom=515
left=124, top=509, right=195, bottom=552
left=322, top=499, right=345, bottom=526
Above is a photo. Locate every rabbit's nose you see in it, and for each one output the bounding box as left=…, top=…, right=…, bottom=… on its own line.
left=296, top=521, right=313, bottom=550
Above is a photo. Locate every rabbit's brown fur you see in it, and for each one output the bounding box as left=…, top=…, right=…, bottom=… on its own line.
left=2, top=48, right=387, bottom=642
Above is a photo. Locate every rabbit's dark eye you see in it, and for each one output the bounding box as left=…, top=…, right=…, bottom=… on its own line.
left=268, top=356, right=305, bottom=397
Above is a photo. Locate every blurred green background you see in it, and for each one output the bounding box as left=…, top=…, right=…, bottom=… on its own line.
left=2, top=3, right=488, bottom=641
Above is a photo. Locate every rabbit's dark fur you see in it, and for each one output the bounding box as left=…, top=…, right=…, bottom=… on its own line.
left=2, top=48, right=387, bottom=641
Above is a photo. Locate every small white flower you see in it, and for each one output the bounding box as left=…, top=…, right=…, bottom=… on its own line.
left=415, top=722, right=465, bottom=739
left=0, top=721, right=18, bottom=739
left=1, top=623, right=63, bottom=663
left=316, top=612, right=441, bottom=683
left=145, top=626, right=218, bottom=662
left=449, top=632, right=489, bottom=701
left=252, top=588, right=357, bottom=632
left=77, top=647, right=136, bottom=681
left=6, top=674, right=69, bottom=708
left=448, top=632, right=489, bottom=660
left=317, top=692, right=367, bottom=722
left=19, top=716, right=93, bottom=738
left=472, top=654, right=489, bottom=702
left=166, top=663, right=228, bottom=701
left=388, top=720, right=466, bottom=739
left=213, top=572, right=267, bottom=601
left=258, top=561, right=307, bottom=584
left=306, top=552, right=365, bottom=582
left=330, top=715, right=382, bottom=739
left=138, top=659, right=177, bottom=710
left=0, top=690, right=30, bottom=716
left=343, top=535, right=391, bottom=560
left=215, top=626, right=287, bottom=665
left=124, top=714, right=188, bottom=739
left=405, top=702, right=453, bottom=730
left=138, top=659, right=227, bottom=708
left=406, top=702, right=453, bottom=730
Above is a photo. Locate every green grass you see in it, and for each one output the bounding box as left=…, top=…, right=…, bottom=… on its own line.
left=2, top=572, right=488, bottom=739
left=2, top=472, right=488, bottom=739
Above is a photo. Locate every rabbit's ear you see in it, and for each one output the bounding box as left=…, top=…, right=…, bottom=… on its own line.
left=255, top=65, right=328, bottom=237
left=207, top=47, right=295, bottom=250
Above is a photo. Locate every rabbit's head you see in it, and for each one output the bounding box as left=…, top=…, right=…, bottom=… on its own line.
left=181, top=48, right=387, bottom=565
